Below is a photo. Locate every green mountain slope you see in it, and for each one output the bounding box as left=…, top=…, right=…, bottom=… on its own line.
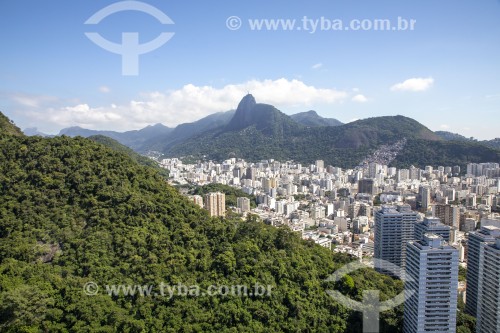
left=0, top=112, right=23, bottom=136
left=436, top=130, right=500, bottom=151
left=0, top=112, right=403, bottom=332
left=142, top=110, right=236, bottom=153
left=290, top=110, right=343, bottom=127
left=485, top=138, right=500, bottom=149
left=88, top=135, right=169, bottom=178
left=435, top=131, right=470, bottom=142
left=392, top=139, right=500, bottom=168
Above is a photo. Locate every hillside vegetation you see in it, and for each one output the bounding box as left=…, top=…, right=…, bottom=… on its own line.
left=0, top=115, right=405, bottom=332
left=88, top=135, right=169, bottom=178
left=0, top=112, right=23, bottom=136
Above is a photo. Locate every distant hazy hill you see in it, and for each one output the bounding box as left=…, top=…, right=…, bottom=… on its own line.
left=59, top=123, right=173, bottom=151
left=435, top=131, right=471, bottom=142
left=435, top=130, right=500, bottom=152
left=23, top=127, right=53, bottom=137
left=143, top=110, right=236, bottom=153
left=485, top=138, right=500, bottom=149
left=165, top=94, right=496, bottom=168
left=290, top=110, right=343, bottom=127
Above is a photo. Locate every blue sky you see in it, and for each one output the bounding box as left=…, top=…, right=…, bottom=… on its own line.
left=0, top=0, right=499, bottom=139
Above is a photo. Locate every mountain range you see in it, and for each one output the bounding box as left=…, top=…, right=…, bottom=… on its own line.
left=22, top=95, right=500, bottom=168
left=31, top=103, right=344, bottom=152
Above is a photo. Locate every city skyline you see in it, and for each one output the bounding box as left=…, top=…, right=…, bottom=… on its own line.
left=1, top=1, right=500, bottom=331
left=165, top=156, right=500, bottom=331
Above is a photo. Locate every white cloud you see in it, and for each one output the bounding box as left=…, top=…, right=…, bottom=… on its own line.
left=99, top=86, right=111, bottom=93
left=9, top=93, right=58, bottom=108
left=439, top=124, right=450, bottom=129
left=390, top=77, right=434, bottom=92
left=311, top=63, right=323, bottom=70
left=44, top=104, right=122, bottom=129
left=21, top=78, right=349, bottom=131
left=352, top=94, right=368, bottom=103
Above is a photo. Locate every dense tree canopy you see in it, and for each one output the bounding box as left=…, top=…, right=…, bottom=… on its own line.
left=0, top=131, right=410, bottom=332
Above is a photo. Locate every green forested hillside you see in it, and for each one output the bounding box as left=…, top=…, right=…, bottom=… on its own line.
left=0, top=120, right=405, bottom=332
left=168, top=119, right=500, bottom=169
left=88, top=135, right=169, bottom=178
left=290, top=110, right=343, bottom=127
left=0, top=112, right=23, bottom=136
left=392, top=139, right=500, bottom=168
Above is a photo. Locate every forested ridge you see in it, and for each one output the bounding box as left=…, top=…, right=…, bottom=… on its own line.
left=0, top=116, right=405, bottom=332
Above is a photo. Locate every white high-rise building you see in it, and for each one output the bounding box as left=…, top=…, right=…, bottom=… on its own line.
left=315, top=160, right=324, bottom=172
left=433, top=204, right=460, bottom=229
left=476, top=237, right=500, bottom=332
left=404, top=234, right=458, bottom=333
left=189, top=195, right=204, bottom=208
left=204, top=192, right=225, bottom=217
left=409, top=166, right=421, bottom=180
left=398, top=169, right=410, bottom=182
left=421, top=186, right=431, bottom=210
left=326, top=203, right=334, bottom=217
left=374, top=205, right=417, bottom=277
left=236, top=197, right=251, bottom=212
left=368, top=162, right=382, bottom=178
left=311, top=205, right=326, bottom=220
left=414, top=217, right=451, bottom=242
left=275, top=200, right=285, bottom=215
left=466, top=193, right=477, bottom=208
left=445, top=188, right=456, bottom=202
left=465, top=226, right=500, bottom=316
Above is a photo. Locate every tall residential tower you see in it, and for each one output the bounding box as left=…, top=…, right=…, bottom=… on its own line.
left=476, top=237, right=500, bottom=332
left=204, top=192, right=226, bottom=217
left=404, top=234, right=459, bottom=333
left=374, top=204, right=417, bottom=277
left=465, top=226, right=500, bottom=316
